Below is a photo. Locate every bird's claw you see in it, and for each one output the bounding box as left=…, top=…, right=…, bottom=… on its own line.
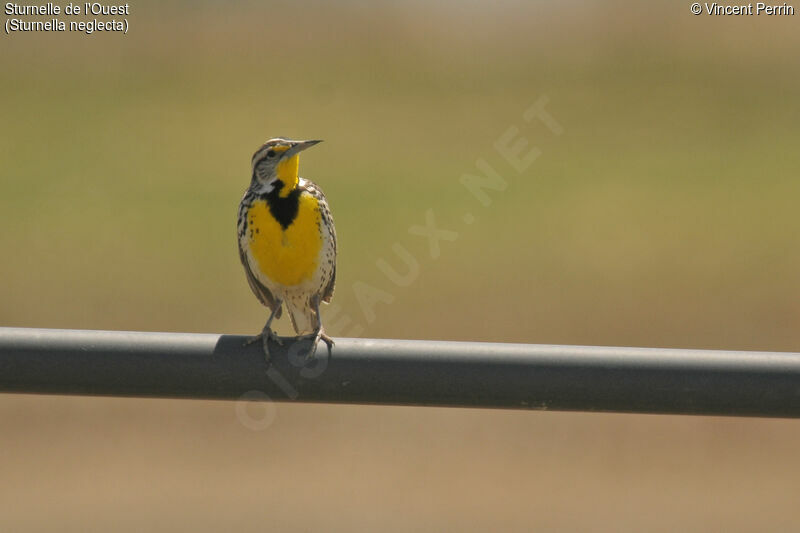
left=267, top=330, right=284, bottom=346
left=298, top=330, right=334, bottom=360
left=243, top=334, right=262, bottom=347
left=319, top=332, right=335, bottom=350
left=244, top=329, right=283, bottom=363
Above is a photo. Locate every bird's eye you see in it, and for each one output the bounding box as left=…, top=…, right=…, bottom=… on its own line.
left=266, top=150, right=276, bottom=158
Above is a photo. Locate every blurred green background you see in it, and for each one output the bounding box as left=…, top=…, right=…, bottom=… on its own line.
left=2, top=1, right=800, bottom=531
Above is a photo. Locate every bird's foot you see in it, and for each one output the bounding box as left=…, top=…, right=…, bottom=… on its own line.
left=243, top=334, right=261, bottom=347
left=244, top=328, right=283, bottom=345
left=297, top=330, right=334, bottom=360
left=244, top=328, right=283, bottom=363
left=266, top=329, right=284, bottom=346
left=319, top=332, right=335, bottom=351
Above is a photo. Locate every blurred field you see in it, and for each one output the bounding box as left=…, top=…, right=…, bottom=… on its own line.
left=2, top=1, right=800, bottom=531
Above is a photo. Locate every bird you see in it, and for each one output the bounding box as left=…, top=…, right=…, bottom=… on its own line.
left=237, top=138, right=336, bottom=361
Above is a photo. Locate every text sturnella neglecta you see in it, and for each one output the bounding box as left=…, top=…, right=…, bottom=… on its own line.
left=237, top=138, right=336, bottom=360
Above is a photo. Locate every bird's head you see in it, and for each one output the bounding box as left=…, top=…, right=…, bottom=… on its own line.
left=250, top=138, right=322, bottom=197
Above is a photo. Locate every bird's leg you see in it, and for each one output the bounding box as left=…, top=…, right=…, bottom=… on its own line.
left=244, top=301, right=283, bottom=361
left=301, top=296, right=334, bottom=360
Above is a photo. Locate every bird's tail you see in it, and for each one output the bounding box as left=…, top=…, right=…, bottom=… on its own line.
left=286, top=301, right=319, bottom=336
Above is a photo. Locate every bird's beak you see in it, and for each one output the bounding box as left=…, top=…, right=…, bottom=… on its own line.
left=285, top=139, right=323, bottom=158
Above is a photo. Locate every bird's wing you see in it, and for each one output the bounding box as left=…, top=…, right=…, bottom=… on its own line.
left=300, top=178, right=337, bottom=304
left=322, top=255, right=336, bottom=303
left=320, top=189, right=337, bottom=304
left=238, top=239, right=282, bottom=318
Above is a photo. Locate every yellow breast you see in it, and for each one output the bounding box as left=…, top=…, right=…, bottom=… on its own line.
left=245, top=196, right=322, bottom=287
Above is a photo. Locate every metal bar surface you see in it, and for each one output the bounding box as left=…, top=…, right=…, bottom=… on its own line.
left=1, top=327, right=799, bottom=417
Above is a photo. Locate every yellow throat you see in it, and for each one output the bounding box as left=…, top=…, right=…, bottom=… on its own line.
left=275, top=153, right=299, bottom=197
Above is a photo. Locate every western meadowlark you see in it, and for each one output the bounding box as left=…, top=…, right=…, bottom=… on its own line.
left=237, top=138, right=336, bottom=360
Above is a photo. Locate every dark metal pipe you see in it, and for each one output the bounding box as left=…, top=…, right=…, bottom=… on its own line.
left=1, top=327, right=800, bottom=417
